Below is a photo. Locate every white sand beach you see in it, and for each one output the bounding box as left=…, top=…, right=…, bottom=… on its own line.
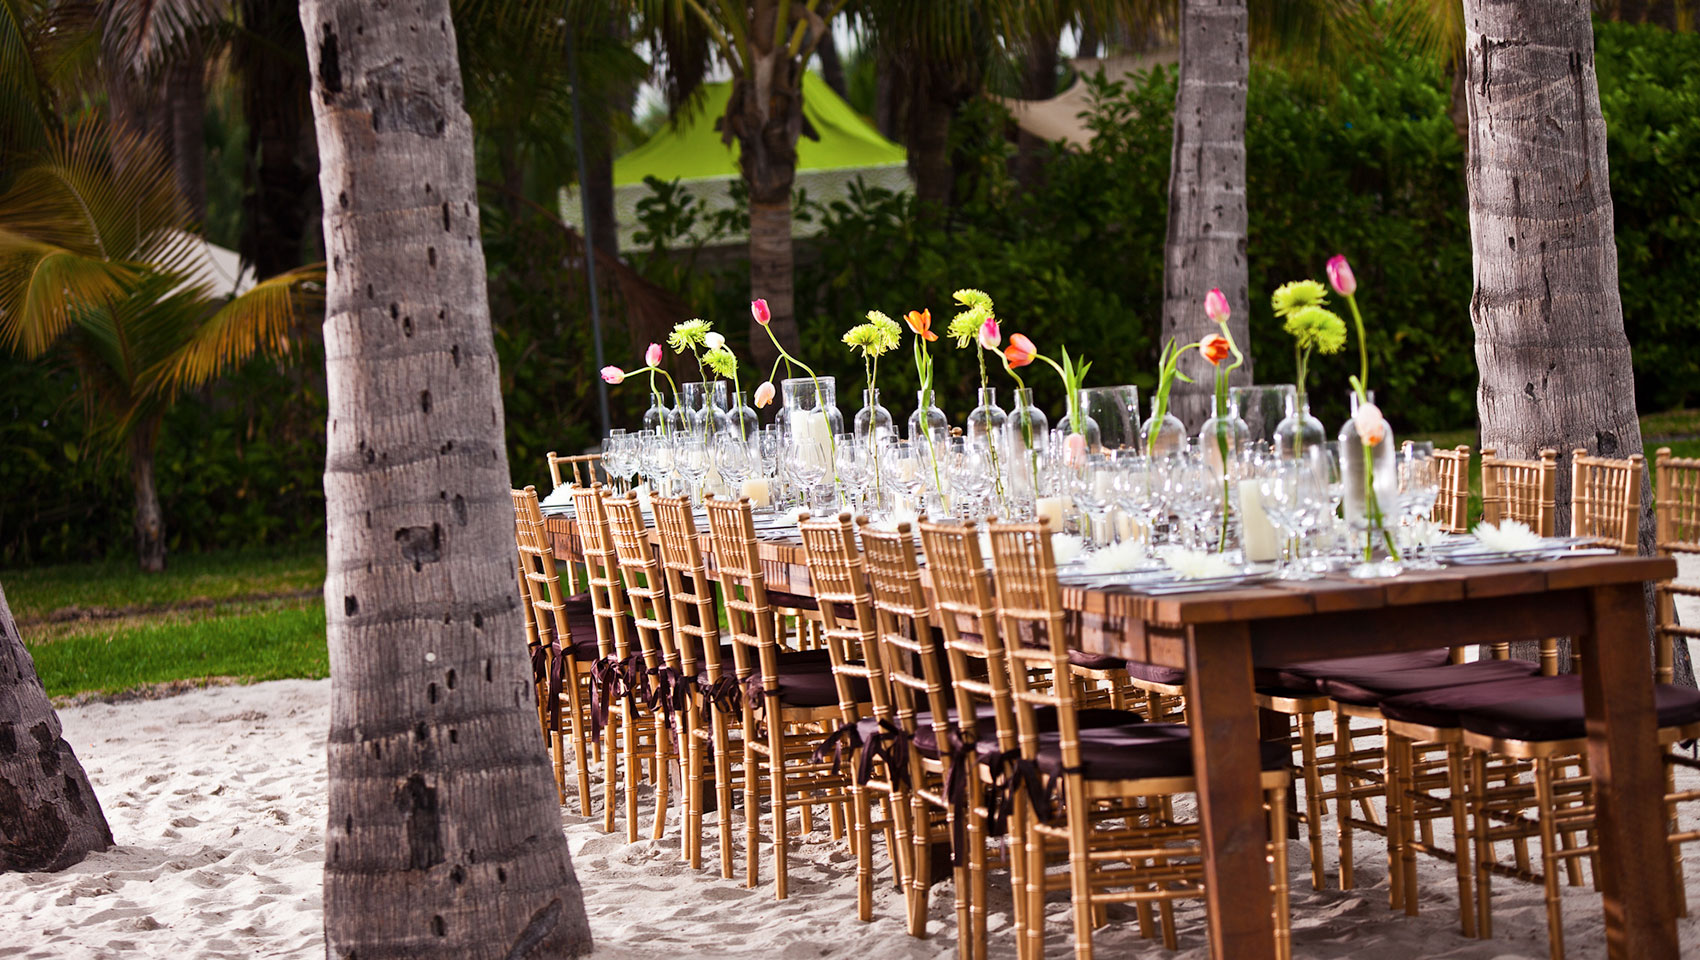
left=4, top=675, right=1697, bottom=959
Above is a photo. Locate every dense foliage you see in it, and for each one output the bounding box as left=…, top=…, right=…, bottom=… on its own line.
left=3, top=21, right=1693, bottom=565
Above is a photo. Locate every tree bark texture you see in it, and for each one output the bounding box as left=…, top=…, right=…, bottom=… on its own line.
left=726, top=50, right=805, bottom=370
left=300, top=2, right=592, bottom=957
left=129, top=421, right=166, bottom=573
left=1012, top=28, right=1060, bottom=191
left=1463, top=0, right=1694, bottom=688
left=814, top=25, right=847, bottom=101
left=0, top=581, right=113, bottom=873
left=167, top=43, right=207, bottom=225
left=1161, top=0, right=1252, bottom=431
left=242, top=0, right=316, bottom=279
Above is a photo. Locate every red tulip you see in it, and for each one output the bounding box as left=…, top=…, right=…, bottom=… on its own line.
left=1326, top=255, right=1357, bottom=297
left=751, top=298, right=771, bottom=326
left=1199, top=334, right=1231, bottom=366
left=1005, top=333, right=1036, bottom=368
left=1205, top=288, right=1230, bottom=325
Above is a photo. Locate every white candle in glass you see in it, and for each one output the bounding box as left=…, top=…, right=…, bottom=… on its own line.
left=1237, top=478, right=1281, bottom=563
left=740, top=477, right=772, bottom=507
left=1036, top=495, right=1072, bottom=532
left=792, top=409, right=833, bottom=469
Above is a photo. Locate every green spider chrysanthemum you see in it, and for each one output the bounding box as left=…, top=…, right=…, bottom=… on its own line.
left=946, top=288, right=994, bottom=346
left=1284, top=305, right=1347, bottom=354
left=667, top=318, right=713, bottom=353
left=703, top=345, right=739, bottom=378
left=1271, top=280, right=1329, bottom=319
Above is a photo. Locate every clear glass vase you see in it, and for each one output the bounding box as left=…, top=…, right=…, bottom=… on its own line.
left=965, top=387, right=1006, bottom=450
left=1231, top=384, right=1297, bottom=446
left=1000, top=388, right=1049, bottom=512
left=907, top=390, right=949, bottom=445
left=854, top=388, right=895, bottom=446
left=1198, top=395, right=1250, bottom=478
left=725, top=391, right=760, bottom=443
left=1082, top=385, right=1140, bottom=452
left=643, top=394, right=686, bottom=438
left=1055, top=388, right=1102, bottom=465
left=1339, top=389, right=1401, bottom=577
left=682, top=381, right=730, bottom=439
left=777, top=376, right=842, bottom=457
left=1273, top=391, right=1327, bottom=460
left=1141, top=397, right=1188, bottom=459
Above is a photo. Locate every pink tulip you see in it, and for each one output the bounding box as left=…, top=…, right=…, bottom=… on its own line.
left=751, top=298, right=771, bottom=326
left=977, top=316, right=1001, bottom=350
left=600, top=365, right=625, bottom=384
left=645, top=342, right=663, bottom=367
left=1205, top=288, right=1230, bottom=324
left=1064, top=432, right=1088, bottom=466
left=1326, top=255, right=1357, bottom=297
left=754, top=381, right=776, bottom=408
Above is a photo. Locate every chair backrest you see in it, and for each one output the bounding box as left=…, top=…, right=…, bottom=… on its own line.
left=796, top=513, right=890, bottom=729
left=1480, top=447, right=1558, bottom=536
left=605, top=492, right=675, bottom=671
left=548, top=451, right=603, bottom=489
left=1569, top=449, right=1644, bottom=553
left=1430, top=444, right=1472, bottom=533
left=985, top=520, right=1078, bottom=763
left=703, top=495, right=780, bottom=690
left=568, top=483, right=628, bottom=659
left=916, top=518, right=1018, bottom=754
left=851, top=518, right=949, bottom=753
left=1653, top=448, right=1700, bottom=684
left=512, top=485, right=583, bottom=658
left=652, top=494, right=720, bottom=683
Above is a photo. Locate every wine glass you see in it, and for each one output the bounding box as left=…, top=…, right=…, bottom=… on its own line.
left=677, top=434, right=711, bottom=506
left=1399, top=442, right=1441, bottom=569
left=788, top=437, right=828, bottom=511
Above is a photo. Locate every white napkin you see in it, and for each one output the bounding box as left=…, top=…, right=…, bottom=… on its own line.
left=540, top=484, right=575, bottom=509
left=1080, top=539, right=1149, bottom=574
left=1472, top=519, right=1544, bottom=553
left=1161, top=547, right=1240, bottom=580
left=974, top=530, right=1083, bottom=568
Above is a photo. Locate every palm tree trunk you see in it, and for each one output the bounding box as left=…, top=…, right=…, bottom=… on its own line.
left=0, top=579, right=113, bottom=872
left=1012, top=29, right=1060, bottom=191
left=1463, top=0, right=1694, bottom=688
left=906, top=65, right=955, bottom=211
left=736, top=52, right=805, bottom=368
left=167, top=42, right=207, bottom=224
left=815, top=26, right=848, bottom=101
left=1160, top=0, right=1252, bottom=430
left=129, top=422, right=166, bottom=573
left=301, top=2, right=593, bottom=957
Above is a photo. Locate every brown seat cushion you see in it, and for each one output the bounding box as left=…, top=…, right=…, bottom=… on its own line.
left=1271, top=648, right=1454, bottom=693
left=1379, top=674, right=1582, bottom=729
left=763, top=667, right=871, bottom=708
left=1068, top=649, right=1127, bottom=671
left=1030, top=722, right=1291, bottom=782
left=1318, top=659, right=1540, bottom=707
left=693, top=645, right=834, bottom=683
left=1457, top=675, right=1700, bottom=743
left=768, top=590, right=821, bottom=612
left=907, top=706, right=1143, bottom=756
left=536, top=593, right=601, bottom=660
left=1125, top=661, right=1187, bottom=686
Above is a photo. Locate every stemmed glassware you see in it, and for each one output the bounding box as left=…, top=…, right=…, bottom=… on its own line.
left=676, top=434, right=712, bottom=506
left=1398, top=441, right=1441, bottom=569
left=788, top=437, right=828, bottom=512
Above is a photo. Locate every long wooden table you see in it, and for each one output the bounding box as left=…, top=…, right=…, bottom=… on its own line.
left=544, top=514, right=1680, bottom=960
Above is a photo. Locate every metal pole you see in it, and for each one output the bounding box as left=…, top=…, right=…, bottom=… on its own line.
left=566, top=22, right=612, bottom=437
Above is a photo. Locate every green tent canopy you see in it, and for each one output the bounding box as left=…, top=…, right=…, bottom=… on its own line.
left=615, top=71, right=907, bottom=186
left=563, top=72, right=910, bottom=250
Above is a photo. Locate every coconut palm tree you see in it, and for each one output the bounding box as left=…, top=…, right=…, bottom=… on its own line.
left=639, top=0, right=853, bottom=368
left=300, top=1, right=591, bottom=956
left=0, top=119, right=320, bottom=571
left=0, top=578, right=113, bottom=873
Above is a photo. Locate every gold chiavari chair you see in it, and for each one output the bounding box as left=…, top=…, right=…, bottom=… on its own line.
left=795, top=513, right=910, bottom=925
left=1480, top=447, right=1558, bottom=534
left=548, top=450, right=603, bottom=489
left=569, top=482, right=650, bottom=841
left=1654, top=447, right=1700, bottom=914
left=1431, top=444, right=1473, bottom=533
left=605, top=491, right=684, bottom=845
left=652, top=493, right=737, bottom=875
left=511, top=485, right=599, bottom=812
left=703, top=494, right=855, bottom=898
left=985, top=519, right=1292, bottom=960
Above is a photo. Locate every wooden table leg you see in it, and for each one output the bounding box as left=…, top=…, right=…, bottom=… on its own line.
left=1578, top=582, right=1678, bottom=959
left=1186, top=620, right=1278, bottom=960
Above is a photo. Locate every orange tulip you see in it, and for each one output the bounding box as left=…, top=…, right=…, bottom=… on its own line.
left=1199, top=333, right=1231, bottom=366
left=904, top=308, right=937, bottom=342
left=1005, top=333, right=1037, bottom=368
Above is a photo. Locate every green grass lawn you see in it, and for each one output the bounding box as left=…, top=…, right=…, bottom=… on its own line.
left=5, top=546, right=328, bottom=701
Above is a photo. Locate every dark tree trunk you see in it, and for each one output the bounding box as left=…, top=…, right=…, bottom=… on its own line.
left=730, top=51, right=806, bottom=370
left=301, top=1, right=593, bottom=956
left=1079, top=15, right=1102, bottom=60
left=241, top=0, right=314, bottom=279
left=0, top=580, right=113, bottom=873
left=873, top=51, right=896, bottom=139
left=1012, top=29, right=1060, bottom=191
left=167, top=43, right=207, bottom=224
left=1463, top=0, right=1694, bottom=688
left=1647, top=0, right=1678, bottom=29
left=582, top=11, right=625, bottom=261
left=1616, top=0, right=1648, bottom=21
left=128, top=422, right=166, bottom=573
left=906, top=65, right=956, bottom=211
left=815, top=26, right=848, bottom=100
left=1161, top=0, right=1252, bottom=430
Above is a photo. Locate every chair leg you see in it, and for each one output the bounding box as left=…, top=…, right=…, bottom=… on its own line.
left=686, top=724, right=704, bottom=868
left=1533, top=757, right=1565, bottom=960
left=1447, top=743, right=1477, bottom=938
left=1298, top=712, right=1326, bottom=891
left=564, top=672, right=593, bottom=817
left=850, top=778, right=874, bottom=922
left=744, top=711, right=762, bottom=888
left=969, top=800, right=989, bottom=960
left=1385, top=731, right=1406, bottom=912
left=768, top=717, right=790, bottom=899
left=1337, top=714, right=1356, bottom=889
left=1473, top=750, right=1494, bottom=939
left=603, top=713, right=620, bottom=834
left=1068, top=804, right=1094, bottom=960
left=621, top=699, right=641, bottom=843
left=908, top=795, right=932, bottom=939
left=1269, top=783, right=1293, bottom=960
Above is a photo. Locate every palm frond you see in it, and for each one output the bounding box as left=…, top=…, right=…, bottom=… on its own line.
left=0, top=229, right=134, bottom=353
left=144, top=263, right=324, bottom=396
left=99, top=0, right=221, bottom=76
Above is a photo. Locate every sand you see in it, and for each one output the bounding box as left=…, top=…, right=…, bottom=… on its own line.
left=3, top=677, right=1696, bottom=959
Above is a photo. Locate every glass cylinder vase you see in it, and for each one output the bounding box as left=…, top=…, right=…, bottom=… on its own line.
left=1082, top=385, right=1140, bottom=452
left=1141, top=397, right=1188, bottom=459
left=1339, top=389, right=1401, bottom=577
left=1273, top=391, right=1327, bottom=460
left=777, top=376, right=843, bottom=472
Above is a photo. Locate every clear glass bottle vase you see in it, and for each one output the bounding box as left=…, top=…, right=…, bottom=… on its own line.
left=1054, top=388, right=1102, bottom=465
left=1339, top=389, right=1401, bottom=577
left=1000, top=388, right=1049, bottom=508
left=854, top=388, right=895, bottom=446
left=643, top=394, right=686, bottom=437
left=1197, top=395, right=1250, bottom=478
left=681, top=380, right=730, bottom=439
left=1141, top=397, right=1188, bottom=458
left=907, top=390, right=949, bottom=446
left=725, top=391, right=760, bottom=443
left=1273, top=391, right=1327, bottom=460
